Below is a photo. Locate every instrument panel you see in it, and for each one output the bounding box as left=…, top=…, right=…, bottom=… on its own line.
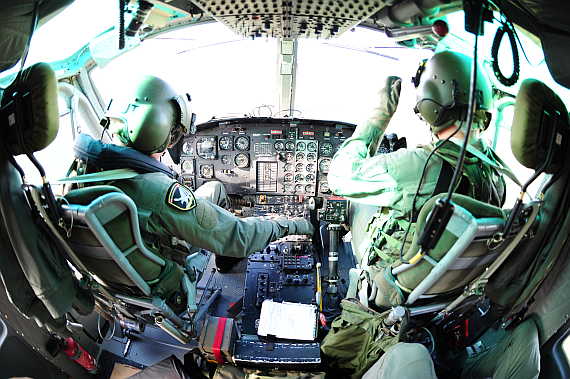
left=178, top=118, right=355, bottom=198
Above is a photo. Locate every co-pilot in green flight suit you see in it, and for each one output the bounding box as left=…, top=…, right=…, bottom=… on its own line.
left=328, top=77, right=537, bottom=379
left=328, top=78, right=505, bottom=268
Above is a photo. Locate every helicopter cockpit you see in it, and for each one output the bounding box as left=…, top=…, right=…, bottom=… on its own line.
left=2, top=1, right=570, bottom=379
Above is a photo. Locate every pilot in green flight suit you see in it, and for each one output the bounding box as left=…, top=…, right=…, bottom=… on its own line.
left=328, top=51, right=539, bottom=379
left=102, top=75, right=314, bottom=270
left=329, top=50, right=507, bottom=272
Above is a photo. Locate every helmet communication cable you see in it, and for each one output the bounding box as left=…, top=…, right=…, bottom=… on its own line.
left=414, top=4, right=485, bottom=257
left=398, top=120, right=464, bottom=264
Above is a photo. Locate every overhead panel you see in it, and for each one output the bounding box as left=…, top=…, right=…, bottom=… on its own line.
left=189, top=0, right=384, bottom=39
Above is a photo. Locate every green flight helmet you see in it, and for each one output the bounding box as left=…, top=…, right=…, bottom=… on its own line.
left=413, top=50, right=493, bottom=135
left=105, top=75, right=193, bottom=154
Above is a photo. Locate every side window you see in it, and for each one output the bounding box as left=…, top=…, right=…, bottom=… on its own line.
left=483, top=102, right=543, bottom=207
left=14, top=95, right=76, bottom=195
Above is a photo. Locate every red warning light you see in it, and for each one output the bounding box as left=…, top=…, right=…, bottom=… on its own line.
left=432, top=20, right=449, bottom=37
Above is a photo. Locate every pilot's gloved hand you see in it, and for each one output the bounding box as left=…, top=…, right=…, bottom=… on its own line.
left=271, top=217, right=315, bottom=236
left=355, top=76, right=402, bottom=143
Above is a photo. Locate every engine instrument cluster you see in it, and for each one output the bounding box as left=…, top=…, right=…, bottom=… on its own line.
left=178, top=118, right=354, bottom=199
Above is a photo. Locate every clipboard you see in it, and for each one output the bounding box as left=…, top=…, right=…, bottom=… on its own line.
left=257, top=300, right=318, bottom=341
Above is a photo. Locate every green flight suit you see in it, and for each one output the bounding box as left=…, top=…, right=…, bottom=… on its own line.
left=460, top=319, right=540, bottom=379
left=329, top=131, right=505, bottom=266
left=112, top=172, right=308, bottom=258
left=360, top=320, right=540, bottom=379
left=361, top=343, right=437, bottom=379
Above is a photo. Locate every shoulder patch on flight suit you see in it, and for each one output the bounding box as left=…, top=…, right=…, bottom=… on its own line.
left=167, top=183, right=196, bottom=211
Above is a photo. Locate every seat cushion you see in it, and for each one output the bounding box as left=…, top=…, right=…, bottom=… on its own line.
left=1, top=62, right=59, bottom=155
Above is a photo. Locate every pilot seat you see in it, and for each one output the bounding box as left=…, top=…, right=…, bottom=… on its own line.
left=364, top=78, right=569, bottom=318
left=0, top=62, right=217, bottom=346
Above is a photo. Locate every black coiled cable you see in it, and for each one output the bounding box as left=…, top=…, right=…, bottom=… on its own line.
left=118, top=0, right=126, bottom=50
left=491, top=21, right=520, bottom=86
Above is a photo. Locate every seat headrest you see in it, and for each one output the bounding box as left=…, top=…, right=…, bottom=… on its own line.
left=1, top=62, right=59, bottom=155
left=511, top=78, right=570, bottom=174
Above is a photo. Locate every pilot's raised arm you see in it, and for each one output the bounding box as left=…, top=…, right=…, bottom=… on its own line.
left=85, top=75, right=313, bottom=269
left=328, top=75, right=402, bottom=208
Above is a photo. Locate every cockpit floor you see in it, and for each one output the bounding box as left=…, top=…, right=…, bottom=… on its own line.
left=92, top=253, right=246, bottom=376
left=92, top=228, right=354, bottom=377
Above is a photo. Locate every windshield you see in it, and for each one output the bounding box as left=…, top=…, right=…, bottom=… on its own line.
left=92, top=22, right=279, bottom=124
left=89, top=10, right=570, bottom=150
left=91, top=22, right=434, bottom=147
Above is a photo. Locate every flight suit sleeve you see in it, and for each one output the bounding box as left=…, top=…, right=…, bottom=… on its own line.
left=329, top=77, right=401, bottom=206
left=151, top=192, right=304, bottom=258
left=329, top=136, right=399, bottom=206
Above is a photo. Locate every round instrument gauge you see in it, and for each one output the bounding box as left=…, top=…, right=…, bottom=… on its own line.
left=284, top=184, right=293, bottom=192
left=319, top=181, right=330, bottom=193
left=234, top=153, right=250, bottom=168
left=274, top=141, right=285, bottom=151
left=196, top=137, right=217, bottom=159
left=182, top=141, right=193, bottom=155
left=295, top=174, right=304, bottom=183
left=319, top=142, right=333, bottom=156
left=285, top=141, right=295, bottom=151
left=295, top=163, right=304, bottom=172
left=284, top=163, right=293, bottom=172
left=295, top=184, right=304, bottom=193
left=219, top=136, right=232, bottom=150
left=305, top=184, right=315, bottom=193
left=296, top=142, right=306, bottom=151
left=307, top=142, right=317, bottom=152
left=306, top=152, right=317, bottom=162
left=235, top=136, right=250, bottom=151
left=200, top=165, right=213, bottom=178
left=306, top=163, right=315, bottom=172
left=285, top=152, right=294, bottom=161
left=319, top=158, right=332, bottom=173
left=296, top=152, right=305, bottom=161
left=182, top=160, right=193, bottom=173
left=221, top=155, right=231, bottom=165
left=284, top=173, right=294, bottom=182
left=306, top=173, right=315, bottom=182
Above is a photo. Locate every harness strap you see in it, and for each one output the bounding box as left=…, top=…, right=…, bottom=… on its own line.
left=72, top=133, right=175, bottom=178
left=447, top=138, right=522, bottom=187
left=213, top=317, right=227, bottom=364
left=58, top=168, right=140, bottom=183
left=432, top=159, right=456, bottom=198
